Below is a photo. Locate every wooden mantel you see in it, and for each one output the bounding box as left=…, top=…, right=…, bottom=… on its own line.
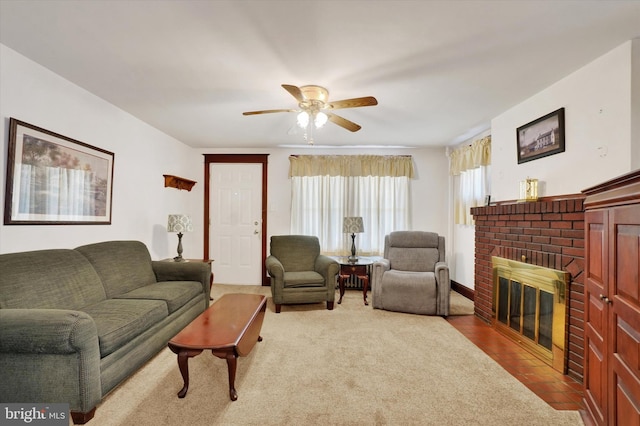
left=163, top=174, right=197, bottom=191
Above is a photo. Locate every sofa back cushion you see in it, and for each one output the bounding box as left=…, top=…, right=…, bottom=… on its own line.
left=270, top=235, right=319, bottom=272
left=0, top=249, right=107, bottom=309
left=75, top=241, right=157, bottom=298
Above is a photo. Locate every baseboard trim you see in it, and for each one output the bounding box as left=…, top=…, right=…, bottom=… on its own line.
left=451, top=280, right=474, bottom=301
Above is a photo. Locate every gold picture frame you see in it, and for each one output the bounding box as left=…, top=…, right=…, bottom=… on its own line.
left=4, top=118, right=114, bottom=225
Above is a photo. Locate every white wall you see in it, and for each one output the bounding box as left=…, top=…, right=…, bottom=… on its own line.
left=5, top=38, right=635, bottom=292
left=198, top=146, right=450, bottom=248
left=632, top=39, right=640, bottom=168
left=0, top=44, right=204, bottom=259
left=492, top=40, right=636, bottom=201
left=0, top=44, right=450, bottom=262
left=451, top=40, right=638, bottom=290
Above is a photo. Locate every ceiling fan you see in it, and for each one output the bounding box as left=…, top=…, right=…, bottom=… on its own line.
left=242, top=84, right=378, bottom=137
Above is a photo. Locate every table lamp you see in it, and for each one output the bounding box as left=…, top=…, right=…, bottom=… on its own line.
left=343, top=216, right=364, bottom=263
left=167, top=214, right=193, bottom=261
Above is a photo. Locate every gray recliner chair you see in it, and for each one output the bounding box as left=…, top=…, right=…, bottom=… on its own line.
left=372, top=231, right=450, bottom=316
left=265, top=235, right=339, bottom=313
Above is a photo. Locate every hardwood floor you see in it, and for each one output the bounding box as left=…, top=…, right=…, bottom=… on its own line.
left=447, top=315, right=584, bottom=411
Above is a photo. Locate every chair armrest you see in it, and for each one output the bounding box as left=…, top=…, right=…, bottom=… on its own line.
left=314, top=255, right=339, bottom=282
left=435, top=261, right=451, bottom=316
left=265, top=256, right=285, bottom=289
left=152, top=261, right=211, bottom=304
left=371, top=259, right=391, bottom=308
left=372, top=259, right=390, bottom=283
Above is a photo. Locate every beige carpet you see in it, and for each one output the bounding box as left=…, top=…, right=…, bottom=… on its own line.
left=85, top=285, right=582, bottom=425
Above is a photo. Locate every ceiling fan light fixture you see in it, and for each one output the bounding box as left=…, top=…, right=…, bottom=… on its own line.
left=244, top=84, right=377, bottom=139
left=297, top=111, right=309, bottom=128
left=314, top=112, right=328, bottom=128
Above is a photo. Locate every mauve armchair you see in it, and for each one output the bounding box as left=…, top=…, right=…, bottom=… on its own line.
left=372, top=231, right=450, bottom=316
left=265, top=235, right=339, bottom=313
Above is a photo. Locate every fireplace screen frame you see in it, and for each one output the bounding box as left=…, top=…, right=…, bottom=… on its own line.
left=491, top=256, right=570, bottom=373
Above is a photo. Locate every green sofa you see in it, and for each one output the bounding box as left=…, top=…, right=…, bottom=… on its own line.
left=0, top=240, right=210, bottom=424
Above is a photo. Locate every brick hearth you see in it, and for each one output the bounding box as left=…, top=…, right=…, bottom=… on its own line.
left=470, top=195, right=585, bottom=382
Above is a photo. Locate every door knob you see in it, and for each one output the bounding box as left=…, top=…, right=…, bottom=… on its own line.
left=254, top=230, right=259, bottom=235
left=599, top=294, right=612, bottom=304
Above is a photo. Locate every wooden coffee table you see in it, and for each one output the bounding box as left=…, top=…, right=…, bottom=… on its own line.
left=168, top=293, right=267, bottom=401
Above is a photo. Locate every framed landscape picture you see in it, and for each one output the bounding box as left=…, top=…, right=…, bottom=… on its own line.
left=516, top=108, right=565, bottom=164
left=4, top=118, right=114, bottom=224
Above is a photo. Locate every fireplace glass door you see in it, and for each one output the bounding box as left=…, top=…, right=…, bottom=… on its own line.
left=492, top=257, right=569, bottom=372
left=498, top=277, right=554, bottom=351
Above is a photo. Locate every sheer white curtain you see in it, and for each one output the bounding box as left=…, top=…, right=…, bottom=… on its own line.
left=450, top=136, right=491, bottom=225
left=289, top=155, right=413, bottom=255
left=455, top=166, right=490, bottom=225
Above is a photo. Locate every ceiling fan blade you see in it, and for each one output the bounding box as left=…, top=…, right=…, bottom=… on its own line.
left=327, top=96, right=378, bottom=110
left=282, top=84, right=304, bottom=102
left=243, top=109, right=296, bottom=116
left=327, top=113, right=361, bottom=132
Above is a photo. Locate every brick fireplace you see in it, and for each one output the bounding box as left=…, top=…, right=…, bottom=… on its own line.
left=470, top=195, right=585, bottom=382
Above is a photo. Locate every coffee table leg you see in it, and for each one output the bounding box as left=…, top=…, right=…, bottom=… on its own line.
left=226, top=353, right=238, bottom=401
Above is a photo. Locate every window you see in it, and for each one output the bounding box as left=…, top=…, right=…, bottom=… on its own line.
left=450, top=136, right=491, bottom=225
left=289, top=155, right=413, bottom=255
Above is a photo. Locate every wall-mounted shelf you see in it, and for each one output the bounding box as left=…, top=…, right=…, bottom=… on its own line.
left=163, top=174, right=197, bottom=191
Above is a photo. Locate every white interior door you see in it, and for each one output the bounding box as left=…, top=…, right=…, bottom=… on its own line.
left=210, top=163, right=262, bottom=285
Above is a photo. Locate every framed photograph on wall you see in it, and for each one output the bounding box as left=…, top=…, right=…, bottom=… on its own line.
left=516, top=108, right=565, bottom=164
left=4, top=118, right=114, bottom=225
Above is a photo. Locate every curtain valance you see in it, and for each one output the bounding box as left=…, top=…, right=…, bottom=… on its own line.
left=449, top=136, right=491, bottom=176
left=289, top=155, right=414, bottom=178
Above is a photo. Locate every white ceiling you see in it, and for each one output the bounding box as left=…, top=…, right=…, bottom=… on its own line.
left=1, top=0, right=639, bottom=149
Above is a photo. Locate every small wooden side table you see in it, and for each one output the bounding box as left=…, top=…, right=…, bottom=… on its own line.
left=162, top=258, right=214, bottom=300
left=333, top=256, right=375, bottom=306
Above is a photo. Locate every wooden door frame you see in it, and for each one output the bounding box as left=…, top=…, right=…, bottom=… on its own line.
left=204, top=154, right=269, bottom=286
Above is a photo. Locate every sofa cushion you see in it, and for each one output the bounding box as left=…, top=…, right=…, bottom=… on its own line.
left=283, top=271, right=325, bottom=288
left=114, top=281, right=202, bottom=314
left=81, top=299, right=167, bottom=357
left=0, top=249, right=106, bottom=310
left=75, top=241, right=157, bottom=298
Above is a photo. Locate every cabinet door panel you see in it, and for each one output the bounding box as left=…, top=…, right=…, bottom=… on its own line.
left=616, top=375, right=640, bottom=426
left=616, top=225, right=640, bottom=303
left=610, top=205, right=640, bottom=426
left=585, top=209, right=608, bottom=425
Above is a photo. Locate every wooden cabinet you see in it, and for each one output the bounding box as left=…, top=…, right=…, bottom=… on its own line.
left=583, top=170, right=640, bottom=425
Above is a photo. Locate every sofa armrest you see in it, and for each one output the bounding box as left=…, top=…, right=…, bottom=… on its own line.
left=0, top=309, right=98, bottom=354
left=152, top=261, right=211, bottom=304
left=0, top=309, right=102, bottom=414
left=434, top=261, right=451, bottom=316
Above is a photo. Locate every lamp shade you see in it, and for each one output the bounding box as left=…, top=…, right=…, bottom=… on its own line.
left=343, top=217, right=364, bottom=233
left=167, top=214, right=193, bottom=233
